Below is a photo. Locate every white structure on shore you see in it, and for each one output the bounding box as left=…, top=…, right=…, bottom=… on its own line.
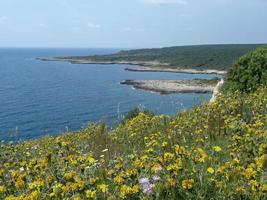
left=210, top=79, right=224, bottom=103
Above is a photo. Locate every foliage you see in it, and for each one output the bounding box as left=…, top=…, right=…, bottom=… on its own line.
left=122, top=107, right=154, bottom=124
left=66, top=44, right=265, bottom=70
left=223, top=46, right=267, bottom=93
left=0, top=86, right=267, bottom=199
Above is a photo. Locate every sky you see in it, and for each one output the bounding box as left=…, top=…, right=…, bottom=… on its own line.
left=0, top=0, right=267, bottom=48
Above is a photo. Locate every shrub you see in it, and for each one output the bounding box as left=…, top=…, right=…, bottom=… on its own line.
left=122, top=107, right=154, bottom=124
left=223, top=46, right=267, bottom=93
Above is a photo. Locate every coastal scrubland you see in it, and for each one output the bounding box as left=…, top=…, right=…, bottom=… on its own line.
left=60, top=44, right=264, bottom=70
left=0, top=46, right=267, bottom=200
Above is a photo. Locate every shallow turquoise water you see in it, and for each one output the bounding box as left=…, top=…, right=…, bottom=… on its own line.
left=0, top=48, right=221, bottom=141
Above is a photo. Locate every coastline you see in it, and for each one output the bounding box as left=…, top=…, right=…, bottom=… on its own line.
left=37, top=57, right=226, bottom=75
left=120, top=79, right=219, bottom=95
left=125, top=66, right=226, bottom=75
left=38, top=57, right=224, bottom=97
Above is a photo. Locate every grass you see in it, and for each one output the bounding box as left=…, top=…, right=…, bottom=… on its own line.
left=0, top=86, right=266, bottom=199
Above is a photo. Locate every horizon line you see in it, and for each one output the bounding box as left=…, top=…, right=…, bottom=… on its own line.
left=0, top=43, right=266, bottom=50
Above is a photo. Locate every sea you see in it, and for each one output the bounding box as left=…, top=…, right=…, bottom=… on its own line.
left=0, top=48, right=221, bottom=141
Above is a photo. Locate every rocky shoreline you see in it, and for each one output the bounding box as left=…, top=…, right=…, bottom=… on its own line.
left=125, top=66, right=226, bottom=75
left=37, top=57, right=226, bottom=75
left=121, top=79, right=219, bottom=95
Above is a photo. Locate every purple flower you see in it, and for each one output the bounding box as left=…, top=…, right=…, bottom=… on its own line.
left=142, top=184, right=154, bottom=195
left=139, top=177, right=154, bottom=195
left=139, top=177, right=150, bottom=185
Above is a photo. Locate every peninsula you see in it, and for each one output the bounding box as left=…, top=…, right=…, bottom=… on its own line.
left=38, top=44, right=264, bottom=71
left=121, top=78, right=220, bottom=94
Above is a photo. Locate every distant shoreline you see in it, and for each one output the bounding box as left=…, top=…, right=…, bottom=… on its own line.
left=37, top=57, right=226, bottom=75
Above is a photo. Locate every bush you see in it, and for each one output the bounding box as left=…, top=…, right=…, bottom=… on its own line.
left=122, top=107, right=154, bottom=124
left=223, top=46, right=267, bottom=93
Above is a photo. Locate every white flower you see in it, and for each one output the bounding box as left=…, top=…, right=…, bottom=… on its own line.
left=152, top=175, right=161, bottom=181
left=154, top=166, right=162, bottom=172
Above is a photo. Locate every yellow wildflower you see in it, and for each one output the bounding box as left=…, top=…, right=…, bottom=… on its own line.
left=167, top=178, right=176, bottom=188
left=260, top=184, right=267, bottom=192
left=87, top=156, right=95, bottom=165
left=86, top=189, right=96, bottom=199
left=207, top=167, right=215, bottom=174
left=216, top=166, right=225, bottom=174
left=161, top=141, right=168, bottom=148
left=235, top=187, right=245, bottom=195
left=255, top=155, right=266, bottom=170
left=125, top=168, right=137, bottom=177
left=114, top=175, right=124, bottom=185
left=120, top=185, right=139, bottom=198
left=197, top=148, right=208, bottom=163
left=15, top=178, right=25, bottom=189
left=98, top=184, right=108, bottom=193
left=115, top=161, right=124, bottom=170
left=26, top=190, right=40, bottom=200
left=29, top=179, right=45, bottom=190
left=259, top=144, right=267, bottom=155
left=107, top=169, right=115, bottom=177
left=164, top=152, right=174, bottom=162
left=89, top=177, right=99, bottom=185
left=52, top=183, right=63, bottom=195
left=74, top=196, right=82, bottom=200
left=0, top=169, right=4, bottom=176
left=249, top=180, right=259, bottom=191
left=64, top=171, right=76, bottom=180
left=182, top=179, right=194, bottom=190
left=213, top=146, right=222, bottom=152
left=244, top=167, right=256, bottom=179
left=151, top=163, right=162, bottom=173
left=0, top=185, right=6, bottom=194
left=133, top=159, right=144, bottom=169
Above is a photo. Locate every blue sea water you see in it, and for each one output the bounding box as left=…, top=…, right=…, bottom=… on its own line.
left=0, top=48, right=221, bottom=141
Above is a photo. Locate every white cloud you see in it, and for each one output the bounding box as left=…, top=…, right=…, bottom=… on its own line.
left=142, top=0, right=187, bottom=4
left=122, top=27, right=145, bottom=32
left=87, top=23, right=101, bottom=29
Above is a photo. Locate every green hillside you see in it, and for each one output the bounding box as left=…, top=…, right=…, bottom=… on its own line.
left=67, top=44, right=265, bottom=70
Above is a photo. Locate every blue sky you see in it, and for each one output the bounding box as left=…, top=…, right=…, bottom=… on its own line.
left=0, top=0, right=266, bottom=48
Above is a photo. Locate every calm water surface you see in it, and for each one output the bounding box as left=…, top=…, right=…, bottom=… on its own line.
left=0, top=48, right=221, bottom=141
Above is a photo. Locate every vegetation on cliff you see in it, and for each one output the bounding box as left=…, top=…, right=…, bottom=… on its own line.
left=0, top=47, right=267, bottom=200
left=0, top=89, right=266, bottom=200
